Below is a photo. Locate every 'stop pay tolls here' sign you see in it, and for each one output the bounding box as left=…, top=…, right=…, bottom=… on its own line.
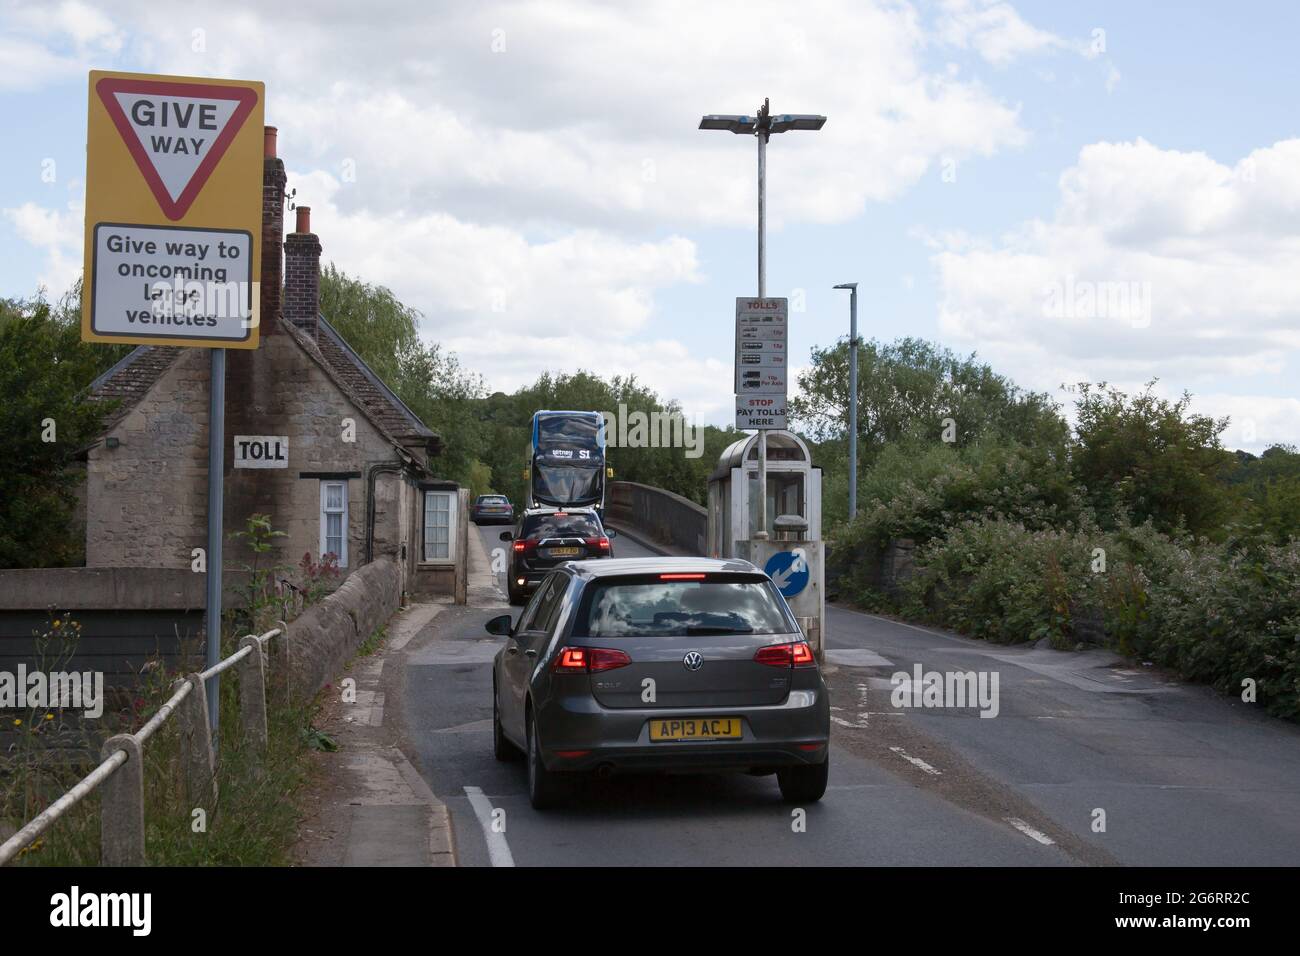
left=82, top=71, right=264, bottom=348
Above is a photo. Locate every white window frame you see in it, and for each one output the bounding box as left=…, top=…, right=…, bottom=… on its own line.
left=319, top=480, right=349, bottom=568
left=422, top=490, right=458, bottom=564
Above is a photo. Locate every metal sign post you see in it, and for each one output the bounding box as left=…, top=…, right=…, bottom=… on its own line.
left=755, top=112, right=769, bottom=540
left=835, top=283, right=860, bottom=518
left=206, top=348, right=225, bottom=733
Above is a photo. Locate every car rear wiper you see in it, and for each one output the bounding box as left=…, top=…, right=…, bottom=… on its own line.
left=684, top=625, right=754, bottom=635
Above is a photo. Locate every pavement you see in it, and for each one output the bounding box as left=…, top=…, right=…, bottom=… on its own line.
left=293, top=601, right=456, bottom=867
left=305, top=519, right=1300, bottom=867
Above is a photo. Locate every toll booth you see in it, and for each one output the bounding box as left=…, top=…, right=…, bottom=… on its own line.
left=707, top=430, right=821, bottom=557
left=707, top=431, right=825, bottom=659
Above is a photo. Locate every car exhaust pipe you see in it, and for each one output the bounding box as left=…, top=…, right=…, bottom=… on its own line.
left=595, top=763, right=616, bottom=779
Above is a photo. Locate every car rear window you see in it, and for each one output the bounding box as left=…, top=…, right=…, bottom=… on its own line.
left=574, top=575, right=795, bottom=638
left=522, top=513, right=602, bottom=538
left=479, top=496, right=508, bottom=504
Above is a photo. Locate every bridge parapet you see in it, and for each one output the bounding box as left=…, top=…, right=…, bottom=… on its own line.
left=606, top=481, right=706, bottom=557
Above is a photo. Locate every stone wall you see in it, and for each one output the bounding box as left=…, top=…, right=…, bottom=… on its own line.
left=606, top=481, right=706, bottom=556
left=825, top=537, right=917, bottom=603
left=284, top=556, right=402, bottom=698
left=86, top=350, right=211, bottom=568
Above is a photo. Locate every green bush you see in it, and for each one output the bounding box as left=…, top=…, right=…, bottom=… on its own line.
left=888, top=517, right=1300, bottom=720
left=901, top=518, right=1101, bottom=648
left=1126, top=538, right=1300, bottom=719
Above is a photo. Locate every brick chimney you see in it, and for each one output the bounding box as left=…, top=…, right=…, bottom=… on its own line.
left=284, top=205, right=322, bottom=339
left=260, top=126, right=286, bottom=334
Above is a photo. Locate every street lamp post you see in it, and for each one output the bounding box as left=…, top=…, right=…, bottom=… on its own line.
left=834, top=283, right=859, bottom=519
left=700, top=99, right=826, bottom=540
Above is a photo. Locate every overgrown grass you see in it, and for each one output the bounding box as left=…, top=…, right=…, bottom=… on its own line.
left=2, top=628, right=318, bottom=867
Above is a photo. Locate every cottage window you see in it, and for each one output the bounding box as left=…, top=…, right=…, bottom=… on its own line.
left=423, top=490, right=457, bottom=562
left=320, top=480, right=348, bottom=567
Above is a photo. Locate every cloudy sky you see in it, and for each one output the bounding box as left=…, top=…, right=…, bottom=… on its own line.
left=3, top=0, right=1298, bottom=451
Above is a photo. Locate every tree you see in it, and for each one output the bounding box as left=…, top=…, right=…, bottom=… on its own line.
left=319, top=263, right=420, bottom=385
left=792, top=336, right=1068, bottom=459
left=319, top=264, right=488, bottom=492
left=0, top=294, right=119, bottom=567
left=1224, top=444, right=1300, bottom=545
left=792, top=336, right=1069, bottom=529
left=1069, top=381, right=1235, bottom=537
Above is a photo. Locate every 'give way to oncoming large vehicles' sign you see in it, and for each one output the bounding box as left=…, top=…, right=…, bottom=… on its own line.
left=82, top=71, right=264, bottom=349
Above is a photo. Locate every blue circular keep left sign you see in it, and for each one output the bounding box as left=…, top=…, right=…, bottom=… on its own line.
left=765, top=549, right=809, bottom=598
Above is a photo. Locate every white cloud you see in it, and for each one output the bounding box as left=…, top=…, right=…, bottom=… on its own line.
left=935, top=0, right=1067, bottom=66
left=93, top=0, right=1031, bottom=233
left=3, top=200, right=82, bottom=296
left=1200, top=394, right=1300, bottom=453
left=0, top=1, right=125, bottom=91
left=932, top=137, right=1300, bottom=450
left=291, top=170, right=726, bottom=415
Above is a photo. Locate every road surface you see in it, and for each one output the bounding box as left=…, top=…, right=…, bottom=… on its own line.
left=394, top=521, right=1300, bottom=866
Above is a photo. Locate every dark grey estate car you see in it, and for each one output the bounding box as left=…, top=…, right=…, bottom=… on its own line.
left=487, top=557, right=831, bottom=809
left=500, top=508, right=615, bottom=605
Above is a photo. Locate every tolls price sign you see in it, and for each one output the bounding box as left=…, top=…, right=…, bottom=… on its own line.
left=734, top=297, right=788, bottom=395
left=81, top=71, right=264, bottom=348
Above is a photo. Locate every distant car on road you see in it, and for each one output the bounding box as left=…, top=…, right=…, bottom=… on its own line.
left=485, top=557, right=830, bottom=809
left=471, top=494, right=514, bottom=525
left=500, top=507, right=616, bottom=605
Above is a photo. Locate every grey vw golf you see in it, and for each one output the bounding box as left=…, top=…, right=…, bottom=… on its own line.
left=486, top=557, right=831, bottom=809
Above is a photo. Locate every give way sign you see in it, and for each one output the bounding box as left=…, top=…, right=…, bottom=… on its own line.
left=94, top=76, right=259, bottom=221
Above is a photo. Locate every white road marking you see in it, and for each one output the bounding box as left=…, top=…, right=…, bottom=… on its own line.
left=831, top=715, right=870, bottom=729
left=825, top=648, right=895, bottom=668
left=463, top=785, right=515, bottom=867
left=434, top=718, right=494, bottom=734
left=889, top=746, right=942, bottom=775
left=1004, top=817, right=1056, bottom=845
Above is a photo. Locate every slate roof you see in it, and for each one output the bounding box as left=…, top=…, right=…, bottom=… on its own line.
left=316, top=316, right=439, bottom=446
left=88, top=345, right=186, bottom=433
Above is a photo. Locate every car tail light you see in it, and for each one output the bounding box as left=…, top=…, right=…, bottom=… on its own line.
left=513, top=539, right=537, bottom=554
left=553, top=647, right=587, bottom=672
left=754, top=641, right=816, bottom=668
left=512, top=541, right=525, bottom=552
left=552, top=646, right=631, bottom=673
left=589, top=648, right=631, bottom=671
left=659, top=573, right=706, bottom=580
left=585, top=536, right=611, bottom=552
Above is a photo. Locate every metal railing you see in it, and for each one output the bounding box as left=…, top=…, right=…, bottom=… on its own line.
left=0, top=625, right=286, bottom=867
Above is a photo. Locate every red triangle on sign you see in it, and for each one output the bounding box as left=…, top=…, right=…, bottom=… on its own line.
left=96, top=77, right=257, bottom=221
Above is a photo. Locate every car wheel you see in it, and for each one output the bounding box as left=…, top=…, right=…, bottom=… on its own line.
left=493, top=679, right=520, bottom=762
left=526, top=709, right=564, bottom=810
left=777, top=756, right=829, bottom=804
left=507, top=583, right=525, bottom=606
